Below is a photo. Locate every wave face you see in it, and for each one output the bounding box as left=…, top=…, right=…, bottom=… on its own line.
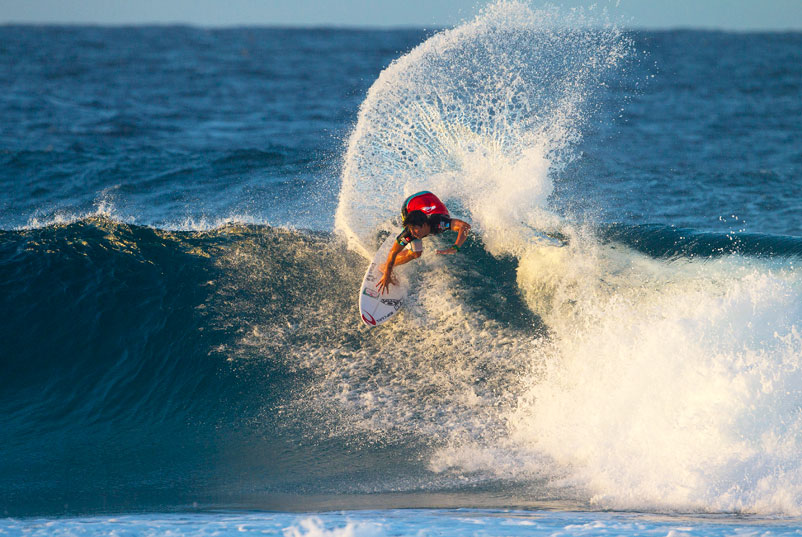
left=0, top=219, right=409, bottom=514
left=0, top=218, right=543, bottom=514
left=3, top=219, right=802, bottom=516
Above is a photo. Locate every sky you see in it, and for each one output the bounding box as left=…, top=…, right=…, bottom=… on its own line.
left=2, top=0, right=802, bottom=31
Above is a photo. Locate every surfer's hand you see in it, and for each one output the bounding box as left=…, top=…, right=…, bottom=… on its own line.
left=377, top=273, right=391, bottom=294
left=436, top=247, right=458, bottom=255
left=377, top=266, right=398, bottom=294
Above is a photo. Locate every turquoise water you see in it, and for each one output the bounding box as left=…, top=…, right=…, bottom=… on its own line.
left=4, top=510, right=802, bottom=536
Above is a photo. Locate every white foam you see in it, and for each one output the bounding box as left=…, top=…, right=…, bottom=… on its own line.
left=163, top=213, right=267, bottom=232
left=335, top=1, right=628, bottom=257
left=21, top=188, right=127, bottom=230
left=284, top=517, right=384, bottom=537
left=19, top=200, right=279, bottom=233
left=431, top=236, right=802, bottom=515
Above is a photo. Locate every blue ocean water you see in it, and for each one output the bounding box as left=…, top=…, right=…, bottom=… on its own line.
left=2, top=2, right=802, bottom=535
left=4, top=510, right=802, bottom=537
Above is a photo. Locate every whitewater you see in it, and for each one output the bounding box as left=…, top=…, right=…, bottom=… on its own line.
left=2, top=1, right=802, bottom=535
left=333, top=0, right=802, bottom=516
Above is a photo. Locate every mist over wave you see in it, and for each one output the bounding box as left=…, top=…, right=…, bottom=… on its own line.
left=335, top=1, right=629, bottom=257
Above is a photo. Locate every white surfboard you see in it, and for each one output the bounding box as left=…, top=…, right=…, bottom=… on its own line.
left=359, top=233, right=408, bottom=327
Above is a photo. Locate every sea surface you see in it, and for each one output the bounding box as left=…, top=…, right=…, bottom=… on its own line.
left=2, top=2, right=802, bottom=535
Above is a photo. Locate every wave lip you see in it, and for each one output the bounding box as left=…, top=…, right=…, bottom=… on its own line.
left=599, top=223, right=802, bottom=259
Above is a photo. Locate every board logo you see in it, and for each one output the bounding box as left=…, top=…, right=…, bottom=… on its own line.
left=380, top=298, right=402, bottom=310
left=361, top=312, right=377, bottom=326
left=363, top=287, right=379, bottom=298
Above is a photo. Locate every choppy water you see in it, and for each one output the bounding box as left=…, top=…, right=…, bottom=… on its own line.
left=2, top=1, right=802, bottom=534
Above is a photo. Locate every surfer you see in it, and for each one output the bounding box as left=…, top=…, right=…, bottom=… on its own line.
left=377, top=191, right=471, bottom=294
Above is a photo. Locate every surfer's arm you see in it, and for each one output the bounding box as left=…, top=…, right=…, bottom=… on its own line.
left=436, top=219, right=471, bottom=255
left=378, top=241, right=403, bottom=294
left=390, top=247, right=422, bottom=267
left=378, top=241, right=421, bottom=294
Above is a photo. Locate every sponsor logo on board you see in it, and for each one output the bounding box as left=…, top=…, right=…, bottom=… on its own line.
left=361, top=312, right=377, bottom=326
left=363, top=287, right=379, bottom=298
left=380, top=298, right=402, bottom=310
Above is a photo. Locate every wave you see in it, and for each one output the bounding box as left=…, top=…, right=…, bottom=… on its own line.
left=2, top=217, right=802, bottom=516
left=433, top=221, right=802, bottom=515
left=0, top=216, right=545, bottom=514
